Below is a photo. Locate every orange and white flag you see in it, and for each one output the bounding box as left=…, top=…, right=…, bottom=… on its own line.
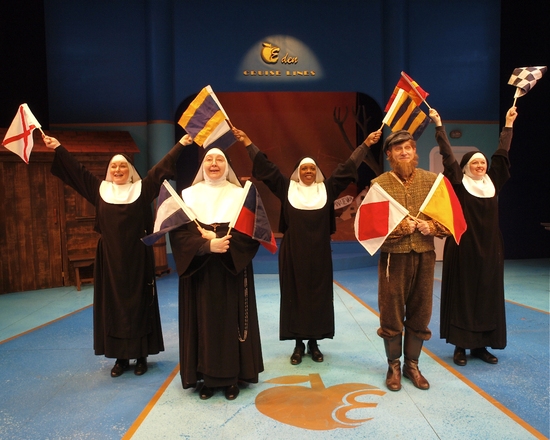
left=2, top=104, right=42, bottom=164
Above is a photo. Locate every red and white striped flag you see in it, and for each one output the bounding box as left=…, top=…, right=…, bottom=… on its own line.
left=354, top=182, right=409, bottom=256
left=2, top=104, right=42, bottom=164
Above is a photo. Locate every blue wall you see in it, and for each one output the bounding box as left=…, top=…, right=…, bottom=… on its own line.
left=43, top=0, right=500, bottom=127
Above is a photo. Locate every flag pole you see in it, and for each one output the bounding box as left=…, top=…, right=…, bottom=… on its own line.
left=400, top=71, right=431, bottom=109
left=161, top=180, right=201, bottom=229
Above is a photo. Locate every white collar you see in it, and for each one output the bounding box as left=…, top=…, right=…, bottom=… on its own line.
left=462, top=174, right=495, bottom=198
left=99, top=180, right=143, bottom=204
left=181, top=180, right=244, bottom=224
left=287, top=180, right=327, bottom=210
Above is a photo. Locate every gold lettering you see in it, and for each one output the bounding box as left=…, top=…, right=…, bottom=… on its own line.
left=243, top=70, right=283, bottom=76
left=280, top=53, right=298, bottom=64
left=245, top=70, right=313, bottom=78
left=285, top=70, right=315, bottom=76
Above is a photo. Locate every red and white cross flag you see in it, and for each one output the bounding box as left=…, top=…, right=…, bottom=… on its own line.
left=2, top=104, right=42, bottom=164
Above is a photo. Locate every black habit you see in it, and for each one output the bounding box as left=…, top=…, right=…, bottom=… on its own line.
left=436, top=126, right=511, bottom=349
left=250, top=148, right=359, bottom=341
left=51, top=143, right=184, bottom=359
left=170, top=223, right=263, bottom=389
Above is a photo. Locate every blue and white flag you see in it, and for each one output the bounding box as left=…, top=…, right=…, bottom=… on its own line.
left=142, top=180, right=196, bottom=246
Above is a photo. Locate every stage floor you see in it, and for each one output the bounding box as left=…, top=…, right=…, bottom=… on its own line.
left=0, top=258, right=548, bottom=439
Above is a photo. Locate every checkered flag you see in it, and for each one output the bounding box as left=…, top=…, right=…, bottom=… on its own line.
left=508, top=66, right=547, bottom=99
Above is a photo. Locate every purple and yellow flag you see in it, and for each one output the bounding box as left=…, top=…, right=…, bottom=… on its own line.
left=178, top=85, right=235, bottom=150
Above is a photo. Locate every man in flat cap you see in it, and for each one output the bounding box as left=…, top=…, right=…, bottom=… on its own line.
left=371, top=130, right=450, bottom=392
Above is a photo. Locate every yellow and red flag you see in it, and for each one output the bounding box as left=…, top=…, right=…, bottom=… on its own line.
left=418, top=173, right=467, bottom=244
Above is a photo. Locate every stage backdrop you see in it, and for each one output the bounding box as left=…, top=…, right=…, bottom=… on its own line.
left=175, top=91, right=383, bottom=241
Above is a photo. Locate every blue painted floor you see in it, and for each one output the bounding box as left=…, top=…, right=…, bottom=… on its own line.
left=0, top=257, right=548, bottom=439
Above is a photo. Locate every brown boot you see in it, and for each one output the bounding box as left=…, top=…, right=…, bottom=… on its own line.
left=383, top=335, right=402, bottom=391
left=386, top=359, right=402, bottom=391
left=403, top=331, right=430, bottom=390
left=403, top=357, right=430, bottom=390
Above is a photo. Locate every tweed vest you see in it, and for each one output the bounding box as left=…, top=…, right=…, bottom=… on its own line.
left=372, top=168, right=438, bottom=254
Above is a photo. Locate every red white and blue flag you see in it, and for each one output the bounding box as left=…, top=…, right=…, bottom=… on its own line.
left=230, top=181, right=278, bottom=254
left=2, top=104, right=42, bottom=164
left=142, top=180, right=196, bottom=246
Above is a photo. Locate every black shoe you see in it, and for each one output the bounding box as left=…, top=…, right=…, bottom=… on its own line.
left=199, top=384, right=214, bottom=400
left=308, top=340, right=324, bottom=363
left=110, top=359, right=129, bottom=377
left=134, top=357, right=148, bottom=375
left=290, top=342, right=305, bottom=365
left=225, top=384, right=239, bottom=400
left=453, top=346, right=467, bottom=366
left=471, top=347, right=498, bottom=364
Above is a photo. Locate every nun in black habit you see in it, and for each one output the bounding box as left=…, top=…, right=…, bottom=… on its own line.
left=43, top=133, right=193, bottom=377
left=232, top=127, right=381, bottom=365
left=429, top=106, right=517, bottom=366
left=169, top=147, right=264, bottom=401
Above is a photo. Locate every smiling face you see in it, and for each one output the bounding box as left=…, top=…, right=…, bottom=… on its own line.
left=467, top=156, right=487, bottom=179
left=109, top=159, right=130, bottom=185
left=203, top=153, right=227, bottom=181
left=387, top=141, right=416, bottom=164
left=299, top=163, right=317, bottom=186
